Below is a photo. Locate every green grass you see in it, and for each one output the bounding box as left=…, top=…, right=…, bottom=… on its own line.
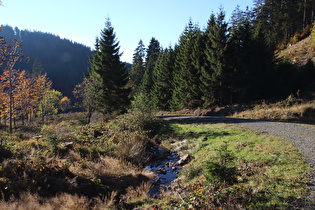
left=157, top=123, right=310, bottom=209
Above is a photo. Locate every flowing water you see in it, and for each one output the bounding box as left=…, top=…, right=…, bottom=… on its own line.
left=145, top=147, right=181, bottom=196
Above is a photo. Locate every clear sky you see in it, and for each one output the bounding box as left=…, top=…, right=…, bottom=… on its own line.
left=0, top=0, right=254, bottom=63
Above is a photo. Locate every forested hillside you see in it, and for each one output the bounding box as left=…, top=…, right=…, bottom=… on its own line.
left=0, top=25, right=92, bottom=99
left=130, top=0, right=315, bottom=111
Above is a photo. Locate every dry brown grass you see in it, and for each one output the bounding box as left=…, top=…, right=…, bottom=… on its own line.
left=0, top=191, right=118, bottom=210
left=0, top=111, right=170, bottom=209
left=121, top=182, right=151, bottom=204
left=232, top=101, right=315, bottom=123
left=69, top=156, right=142, bottom=178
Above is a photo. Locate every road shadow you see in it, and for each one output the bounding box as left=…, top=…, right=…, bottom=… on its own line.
left=157, top=116, right=262, bottom=125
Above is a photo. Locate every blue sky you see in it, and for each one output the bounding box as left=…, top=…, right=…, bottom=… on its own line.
left=0, top=0, right=254, bottom=63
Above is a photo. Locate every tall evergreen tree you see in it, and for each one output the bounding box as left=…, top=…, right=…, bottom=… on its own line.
left=151, top=47, right=176, bottom=110
left=200, top=14, right=216, bottom=106
left=171, top=20, right=202, bottom=109
left=228, top=6, right=275, bottom=102
left=227, top=7, right=253, bottom=103
left=88, top=19, right=130, bottom=114
left=201, top=10, right=228, bottom=106
left=130, top=39, right=146, bottom=88
left=248, top=25, right=275, bottom=100
left=141, top=37, right=160, bottom=98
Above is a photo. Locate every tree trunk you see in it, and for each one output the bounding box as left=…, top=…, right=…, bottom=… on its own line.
left=9, top=68, right=13, bottom=133
left=22, top=114, right=24, bottom=126
left=4, top=116, right=6, bottom=131
left=304, top=0, right=307, bottom=28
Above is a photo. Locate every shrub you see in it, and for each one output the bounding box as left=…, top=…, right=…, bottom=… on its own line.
left=111, top=111, right=162, bottom=137
left=290, top=32, right=300, bottom=44
left=204, top=141, right=239, bottom=185
left=40, top=125, right=56, bottom=136
left=0, top=144, right=14, bottom=160
left=46, top=134, right=59, bottom=155
left=279, top=94, right=302, bottom=107
left=78, top=146, right=90, bottom=159
left=130, top=92, right=157, bottom=114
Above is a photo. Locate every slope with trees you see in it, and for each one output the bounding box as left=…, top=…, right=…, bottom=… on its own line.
left=0, top=25, right=92, bottom=100
left=133, top=1, right=314, bottom=112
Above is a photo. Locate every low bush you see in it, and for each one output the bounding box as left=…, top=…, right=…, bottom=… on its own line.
left=204, top=141, right=239, bottom=185
left=46, top=134, right=59, bottom=155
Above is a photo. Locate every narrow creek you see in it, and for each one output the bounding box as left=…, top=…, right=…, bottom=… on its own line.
left=145, top=146, right=182, bottom=196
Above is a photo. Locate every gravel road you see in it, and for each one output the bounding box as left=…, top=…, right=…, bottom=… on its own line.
left=159, top=116, right=315, bottom=209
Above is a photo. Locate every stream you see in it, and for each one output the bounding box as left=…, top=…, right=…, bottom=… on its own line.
left=145, top=146, right=181, bottom=196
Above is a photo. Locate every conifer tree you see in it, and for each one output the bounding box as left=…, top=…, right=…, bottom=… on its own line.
left=228, top=6, right=274, bottom=102
left=130, top=39, right=146, bottom=88
left=171, top=20, right=202, bottom=109
left=227, top=8, right=253, bottom=103
left=88, top=19, right=130, bottom=114
left=200, top=11, right=228, bottom=106
left=151, top=47, right=176, bottom=110
left=141, top=37, right=160, bottom=98
left=200, top=13, right=216, bottom=106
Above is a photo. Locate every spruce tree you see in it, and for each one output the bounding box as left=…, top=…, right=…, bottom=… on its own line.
left=130, top=39, right=146, bottom=88
left=88, top=19, right=130, bottom=114
left=201, top=11, right=228, bottom=106
left=171, top=20, right=202, bottom=110
left=141, top=37, right=160, bottom=98
left=228, top=7, right=274, bottom=103
left=227, top=8, right=253, bottom=103
left=151, top=47, right=176, bottom=110
left=200, top=13, right=216, bottom=107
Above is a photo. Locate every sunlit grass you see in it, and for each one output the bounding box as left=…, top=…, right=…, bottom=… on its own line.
left=232, top=100, right=315, bottom=123
left=158, top=123, right=310, bottom=209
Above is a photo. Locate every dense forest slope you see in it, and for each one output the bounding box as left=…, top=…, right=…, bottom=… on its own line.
left=1, top=25, right=92, bottom=99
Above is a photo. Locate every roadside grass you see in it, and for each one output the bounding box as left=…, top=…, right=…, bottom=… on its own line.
left=232, top=98, right=315, bottom=123
left=156, top=123, right=309, bottom=209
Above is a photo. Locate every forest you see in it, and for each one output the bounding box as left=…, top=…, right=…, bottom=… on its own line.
left=0, top=25, right=93, bottom=100
left=130, top=0, right=315, bottom=111
left=0, top=0, right=314, bottom=124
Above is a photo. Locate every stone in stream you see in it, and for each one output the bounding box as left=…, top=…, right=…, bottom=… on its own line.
left=156, top=167, right=167, bottom=174
left=176, top=154, right=191, bottom=166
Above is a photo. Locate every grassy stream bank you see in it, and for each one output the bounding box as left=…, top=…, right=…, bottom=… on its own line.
left=0, top=112, right=310, bottom=209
